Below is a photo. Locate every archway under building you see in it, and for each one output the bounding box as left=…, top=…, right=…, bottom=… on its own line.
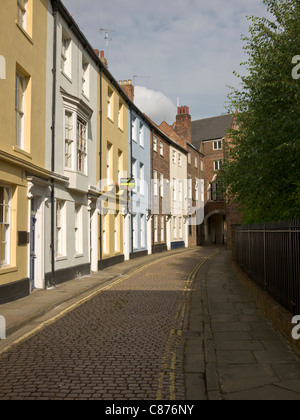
left=204, top=210, right=226, bottom=245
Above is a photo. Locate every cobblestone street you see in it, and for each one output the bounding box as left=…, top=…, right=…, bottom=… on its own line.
left=0, top=248, right=213, bottom=400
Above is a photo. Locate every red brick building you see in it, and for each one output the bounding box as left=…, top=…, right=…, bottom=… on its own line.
left=146, top=116, right=171, bottom=254
left=159, top=106, right=204, bottom=247
left=191, top=115, right=242, bottom=248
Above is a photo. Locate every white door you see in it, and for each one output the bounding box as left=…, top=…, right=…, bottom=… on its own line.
left=90, top=209, right=98, bottom=272
left=30, top=198, right=44, bottom=290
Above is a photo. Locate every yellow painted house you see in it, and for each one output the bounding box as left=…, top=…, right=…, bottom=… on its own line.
left=0, top=0, right=49, bottom=302
left=98, top=69, right=130, bottom=268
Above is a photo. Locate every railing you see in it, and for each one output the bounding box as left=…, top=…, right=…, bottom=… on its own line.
left=235, top=220, right=300, bottom=315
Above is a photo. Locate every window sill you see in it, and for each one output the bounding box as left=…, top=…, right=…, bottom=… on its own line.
left=16, top=22, right=33, bottom=44
left=13, top=145, right=32, bottom=159
left=75, top=253, right=84, bottom=259
left=81, top=92, right=90, bottom=102
left=107, top=116, right=114, bottom=124
left=0, top=266, right=18, bottom=275
left=55, top=256, right=67, bottom=262
left=61, top=71, right=72, bottom=84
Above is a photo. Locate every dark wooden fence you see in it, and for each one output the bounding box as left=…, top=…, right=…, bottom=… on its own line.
left=235, top=220, right=300, bottom=315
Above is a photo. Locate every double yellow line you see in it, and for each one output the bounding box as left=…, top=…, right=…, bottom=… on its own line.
left=156, top=257, right=209, bottom=400
left=0, top=250, right=197, bottom=359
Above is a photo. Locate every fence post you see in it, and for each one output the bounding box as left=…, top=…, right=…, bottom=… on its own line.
left=263, top=223, right=267, bottom=291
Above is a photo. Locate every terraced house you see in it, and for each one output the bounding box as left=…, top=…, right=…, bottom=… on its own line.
left=44, top=0, right=99, bottom=285
left=0, top=0, right=49, bottom=302
left=98, top=71, right=129, bottom=268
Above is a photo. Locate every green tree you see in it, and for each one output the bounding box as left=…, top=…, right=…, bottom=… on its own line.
left=220, top=0, right=300, bottom=224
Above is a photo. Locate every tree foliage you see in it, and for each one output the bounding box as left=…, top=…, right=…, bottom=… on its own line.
left=219, top=0, right=300, bottom=224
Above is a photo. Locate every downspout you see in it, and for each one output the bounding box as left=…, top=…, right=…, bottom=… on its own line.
left=99, top=65, right=103, bottom=270
left=49, top=0, right=58, bottom=288
left=151, top=128, right=154, bottom=254
left=129, top=107, right=133, bottom=259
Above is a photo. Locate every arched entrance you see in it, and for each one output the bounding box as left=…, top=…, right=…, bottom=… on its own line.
left=204, top=210, right=226, bottom=245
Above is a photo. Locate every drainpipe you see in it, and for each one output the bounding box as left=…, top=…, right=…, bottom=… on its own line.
left=49, top=0, right=58, bottom=288
left=99, top=65, right=103, bottom=270
left=129, top=107, right=133, bottom=259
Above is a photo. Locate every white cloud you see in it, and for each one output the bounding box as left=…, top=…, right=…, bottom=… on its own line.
left=134, top=86, right=177, bottom=125
left=62, top=0, right=270, bottom=120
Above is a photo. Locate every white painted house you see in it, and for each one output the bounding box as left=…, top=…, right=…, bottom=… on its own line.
left=169, top=144, right=188, bottom=250
left=44, top=0, right=99, bottom=287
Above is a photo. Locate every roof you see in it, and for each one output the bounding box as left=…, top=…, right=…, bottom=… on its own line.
left=191, top=115, right=234, bottom=149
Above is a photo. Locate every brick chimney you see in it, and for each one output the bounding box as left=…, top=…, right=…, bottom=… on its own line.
left=100, top=50, right=108, bottom=67
left=175, top=106, right=191, bottom=145
left=119, top=80, right=134, bottom=103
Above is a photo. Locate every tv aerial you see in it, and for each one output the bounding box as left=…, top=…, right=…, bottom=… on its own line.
left=99, top=27, right=115, bottom=62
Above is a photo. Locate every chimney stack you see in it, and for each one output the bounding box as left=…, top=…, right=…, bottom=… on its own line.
left=100, top=50, right=108, bottom=67
left=175, top=105, right=191, bottom=145
left=119, top=79, right=134, bottom=103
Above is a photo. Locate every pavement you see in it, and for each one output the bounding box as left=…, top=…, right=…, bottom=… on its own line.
left=0, top=246, right=300, bottom=400
left=185, top=249, right=300, bottom=400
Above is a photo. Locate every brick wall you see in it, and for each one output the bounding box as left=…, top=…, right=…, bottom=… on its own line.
left=151, top=129, right=170, bottom=250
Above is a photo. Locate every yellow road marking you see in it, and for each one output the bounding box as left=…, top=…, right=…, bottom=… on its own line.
left=156, top=254, right=213, bottom=400
left=0, top=249, right=205, bottom=359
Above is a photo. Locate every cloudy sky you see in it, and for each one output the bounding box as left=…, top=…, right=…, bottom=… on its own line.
left=62, top=0, right=270, bottom=124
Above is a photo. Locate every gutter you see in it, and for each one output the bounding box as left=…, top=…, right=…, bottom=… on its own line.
left=99, top=65, right=103, bottom=270
left=49, top=0, right=58, bottom=288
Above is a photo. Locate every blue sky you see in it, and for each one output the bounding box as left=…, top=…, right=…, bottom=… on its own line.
left=62, top=0, right=270, bottom=124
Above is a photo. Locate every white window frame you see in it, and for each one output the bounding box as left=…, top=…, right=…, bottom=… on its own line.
left=214, top=160, right=223, bottom=171
left=172, top=150, right=176, bottom=164
left=173, top=217, right=177, bottom=239
left=179, top=217, right=183, bottom=239
left=118, top=150, right=123, bottom=186
left=139, top=123, right=144, bottom=148
left=140, top=163, right=145, bottom=196
left=188, top=153, right=191, bottom=165
left=77, top=118, right=87, bottom=174
left=153, top=136, right=157, bottom=152
left=172, top=178, right=177, bottom=202
left=133, top=214, right=138, bottom=249
left=160, top=173, right=164, bottom=198
left=0, top=186, right=11, bottom=268
left=107, top=87, right=113, bottom=120
left=195, top=180, right=199, bottom=201
left=153, top=170, right=158, bottom=197
left=132, top=117, right=137, bottom=142
left=160, top=141, right=164, bottom=156
left=15, top=71, right=26, bottom=150
left=213, top=140, right=223, bottom=150
left=178, top=153, right=182, bottom=167
left=64, top=110, right=74, bottom=169
left=132, top=158, right=137, bottom=193
left=17, top=0, right=27, bottom=31
left=154, top=215, right=158, bottom=243
left=74, top=204, right=82, bottom=255
left=195, top=156, right=198, bottom=168
left=140, top=214, right=145, bottom=249
left=103, top=214, right=107, bottom=254
left=188, top=178, right=192, bottom=199
left=106, top=142, right=112, bottom=182
left=114, top=212, right=119, bottom=252
left=160, top=216, right=164, bottom=242
left=56, top=200, right=66, bottom=258
left=118, top=102, right=123, bottom=129
left=61, top=30, right=72, bottom=78
left=178, top=181, right=182, bottom=203
left=81, top=55, right=89, bottom=98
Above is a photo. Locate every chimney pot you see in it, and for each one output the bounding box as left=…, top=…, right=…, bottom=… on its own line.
left=100, top=51, right=105, bottom=58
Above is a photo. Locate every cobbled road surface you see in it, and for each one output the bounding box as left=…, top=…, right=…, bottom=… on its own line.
left=0, top=248, right=214, bottom=400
